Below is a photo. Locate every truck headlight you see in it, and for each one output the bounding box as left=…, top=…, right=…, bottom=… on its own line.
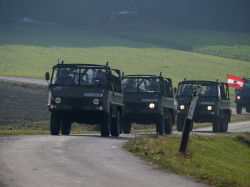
left=207, top=106, right=212, bottom=110
left=93, top=99, right=99, bottom=105
left=55, top=97, right=61, bottom=104
left=237, top=96, right=241, bottom=99
left=149, top=103, right=155, bottom=108
left=180, top=105, right=185, bottom=110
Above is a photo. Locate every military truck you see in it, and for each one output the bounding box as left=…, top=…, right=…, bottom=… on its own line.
left=234, top=78, right=250, bottom=114
left=122, top=74, right=175, bottom=135
left=176, top=80, right=231, bottom=132
left=45, top=62, right=124, bottom=137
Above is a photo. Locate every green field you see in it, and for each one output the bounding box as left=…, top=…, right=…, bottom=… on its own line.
left=124, top=133, right=250, bottom=187
left=0, top=24, right=249, bottom=89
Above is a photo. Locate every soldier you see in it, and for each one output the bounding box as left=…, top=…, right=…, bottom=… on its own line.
left=55, top=68, right=75, bottom=85
left=123, top=79, right=137, bottom=92
left=91, top=70, right=106, bottom=85
left=205, top=85, right=217, bottom=96
left=147, top=79, right=160, bottom=91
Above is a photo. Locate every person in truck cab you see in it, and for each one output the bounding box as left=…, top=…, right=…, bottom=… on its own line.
left=123, top=79, right=137, bottom=92
left=147, top=79, right=160, bottom=91
left=91, top=70, right=106, bottom=85
left=55, top=68, right=75, bottom=85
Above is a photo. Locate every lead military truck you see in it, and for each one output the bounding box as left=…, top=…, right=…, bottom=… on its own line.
left=234, top=77, right=250, bottom=114
left=122, top=74, right=176, bottom=135
left=176, top=80, right=231, bottom=132
left=45, top=62, right=124, bottom=137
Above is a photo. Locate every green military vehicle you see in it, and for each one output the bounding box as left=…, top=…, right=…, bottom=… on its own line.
left=234, top=78, right=250, bottom=114
left=122, top=74, right=176, bottom=135
left=176, top=80, right=231, bottom=132
left=45, top=62, right=124, bottom=137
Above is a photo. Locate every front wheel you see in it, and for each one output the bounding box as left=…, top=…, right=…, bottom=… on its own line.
left=111, top=110, right=121, bottom=137
left=156, top=115, right=165, bottom=135
left=246, top=106, right=250, bottom=113
left=212, top=116, right=220, bottom=132
left=61, top=120, right=71, bottom=135
left=123, top=121, right=131, bottom=134
left=236, top=105, right=242, bottom=114
left=50, top=113, right=61, bottom=135
left=165, top=113, right=173, bottom=135
left=101, top=111, right=111, bottom=137
left=176, top=115, right=185, bottom=132
left=220, top=113, right=228, bottom=132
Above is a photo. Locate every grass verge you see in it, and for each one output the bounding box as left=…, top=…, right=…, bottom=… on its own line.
left=123, top=133, right=250, bottom=187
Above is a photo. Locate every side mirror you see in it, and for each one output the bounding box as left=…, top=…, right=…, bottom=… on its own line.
left=174, top=87, right=177, bottom=93
left=45, top=72, right=50, bottom=81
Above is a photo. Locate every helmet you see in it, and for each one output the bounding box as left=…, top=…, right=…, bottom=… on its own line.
left=96, top=70, right=103, bottom=74
left=60, top=68, right=69, bottom=74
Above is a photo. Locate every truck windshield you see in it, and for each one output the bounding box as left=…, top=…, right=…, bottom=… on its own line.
left=122, top=78, right=161, bottom=92
left=242, top=81, right=250, bottom=90
left=178, top=83, right=218, bottom=96
left=51, top=67, right=107, bottom=86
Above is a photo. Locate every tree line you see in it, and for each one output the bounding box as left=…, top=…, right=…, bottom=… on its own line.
left=0, top=0, right=249, bottom=31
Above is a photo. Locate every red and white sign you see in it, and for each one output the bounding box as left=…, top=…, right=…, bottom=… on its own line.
left=227, top=75, right=245, bottom=90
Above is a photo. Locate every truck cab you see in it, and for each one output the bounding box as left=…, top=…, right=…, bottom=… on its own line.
left=122, top=74, right=175, bottom=135
left=45, top=62, right=124, bottom=137
left=176, top=80, right=231, bottom=132
left=234, top=78, right=250, bottom=114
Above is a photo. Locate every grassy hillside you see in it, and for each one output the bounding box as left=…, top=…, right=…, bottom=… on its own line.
left=108, top=29, right=250, bottom=61
left=0, top=25, right=249, bottom=89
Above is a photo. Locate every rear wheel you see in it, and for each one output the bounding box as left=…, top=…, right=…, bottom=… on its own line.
left=123, top=121, right=131, bottom=134
left=176, top=115, right=185, bottom=132
left=156, top=115, right=165, bottom=135
left=61, top=120, right=71, bottom=135
left=101, top=111, right=111, bottom=137
left=212, top=116, right=220, bottom=132
left=236, top=105, right=242, bottom=114
left=111, top=110, right=121, bottom=137
left=165, top=113, right=173, bottom=135
left=246, top=106, right=250, bottom=113
left=50, top=113, right=61, bottom=135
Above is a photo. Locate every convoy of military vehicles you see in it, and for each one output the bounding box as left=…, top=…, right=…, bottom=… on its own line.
left=45, top=61, right=248, bottom=136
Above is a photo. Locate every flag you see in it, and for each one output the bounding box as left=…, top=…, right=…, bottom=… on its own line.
left=227, top=75, right=245, bottom=90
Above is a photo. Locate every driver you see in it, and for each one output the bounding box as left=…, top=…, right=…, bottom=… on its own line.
left=91, top=70, right=106, bottom=85
left=182, top=85, right=193, bottom=95
left=55, top=68, right=75, bottom=85
left=123, top=79, right=137, bottom=92
left=205, top=85, right=217, bottom=96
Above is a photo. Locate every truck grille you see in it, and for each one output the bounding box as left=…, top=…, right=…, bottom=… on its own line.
left=125, top=103, right=150, bottom=109
left=65, top=98, right=90, bottom=105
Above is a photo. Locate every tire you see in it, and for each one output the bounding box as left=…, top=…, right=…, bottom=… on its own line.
left=61, top=120, right=71, bottom=135
left=111, top=110, right=121, bottom=137
left=236, top=105, right=242, bottom=114
left=101, top=111, right=111, bottom=137
left=212, top=116, right=220, bottom=132
left=220, top=113, right=228, bottom=132
left=50, top=113, right=61, bottom=135
left=123, top=121, right=131, bottom=134
left=246, top=106, right=250, bottom=113
left=176, top=116, right=185, bottom=132
left=156, top=115, right=165, bottom=135
left=165, top=113, right=173, bottom=135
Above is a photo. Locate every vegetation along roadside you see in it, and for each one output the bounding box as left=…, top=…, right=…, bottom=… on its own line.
left=123, top=133, right=250, bottom=187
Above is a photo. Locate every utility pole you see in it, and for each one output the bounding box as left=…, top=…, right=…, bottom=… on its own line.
left=179, top=86, right=202, bottom=154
